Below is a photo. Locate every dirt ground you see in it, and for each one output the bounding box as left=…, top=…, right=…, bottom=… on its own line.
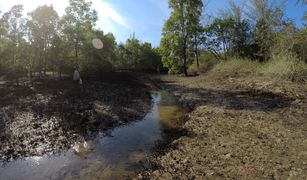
left=142, top=73, right=307, bottom=180
left=0, top=73, right=151, bottom=163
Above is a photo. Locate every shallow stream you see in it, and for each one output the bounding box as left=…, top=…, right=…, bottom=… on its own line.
left=0, top=90, right=184, bottom=179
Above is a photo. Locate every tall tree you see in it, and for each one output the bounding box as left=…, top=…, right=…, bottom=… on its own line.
left=61, top=0, right=97, bottom=65
left=0, top=5, right=25, bottom=84
left=205, top=18, right=234, bottom=59
left=247, top=0, right=286, bottom=61
left=26, top=5, right=59, bottom=76
left=227, top=0, right=253, bottom=57
left=160, top=0, right=203, bottom=76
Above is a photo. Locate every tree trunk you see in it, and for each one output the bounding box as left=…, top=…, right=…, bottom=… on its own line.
left=223, top=38, right=227, bottom=60
left=183, top=43, right=188, bottom=76
left=196, top=52, right=199, bottom=69
left=75, top=42, right=78, bottom=64
left=183, top=42, right=188, bottom=76
left=183, top=57, right=188, bottom=76
left=15, top=75, right=19, bottom=86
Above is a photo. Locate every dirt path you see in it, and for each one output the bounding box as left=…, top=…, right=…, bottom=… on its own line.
left=143, top=74, right=307, bottom=179
left=0, top=73, right=151, bottom=163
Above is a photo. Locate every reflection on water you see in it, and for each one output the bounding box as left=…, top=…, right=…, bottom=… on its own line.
left=0, top=91, right=184, bottom=180
left=72, top=141, right=91, bottom=159
left=157, top=91, right=184, bottom=132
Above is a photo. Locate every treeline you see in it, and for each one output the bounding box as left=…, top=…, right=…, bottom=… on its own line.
left=160, top=0, right=307, bottom=76
left=0, top=0, right=306, bottom=81
left=0, top=0, right=163, bottom=84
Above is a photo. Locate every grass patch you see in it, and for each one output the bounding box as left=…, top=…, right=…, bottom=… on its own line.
left=203, top=54, right=307, bottom=81
left=260, top=54, right=307, bottom=80
left=210, top=57, right=261, bottom=77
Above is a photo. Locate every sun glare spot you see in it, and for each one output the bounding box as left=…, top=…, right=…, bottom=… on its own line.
left=92, top=38, right=104, bottom=49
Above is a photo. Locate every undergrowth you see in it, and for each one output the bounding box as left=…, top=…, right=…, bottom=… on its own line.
left=193, top=53, right=307, bottom=81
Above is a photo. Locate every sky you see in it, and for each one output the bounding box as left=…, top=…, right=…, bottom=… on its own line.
left=0, top=0, right=305, bottom=46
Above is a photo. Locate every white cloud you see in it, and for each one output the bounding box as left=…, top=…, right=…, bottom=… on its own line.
left=91, top=0, right=130, bottom=33
left=0, top=0, right=129, bottom=34
left=0, top=0, right=68, bottom=16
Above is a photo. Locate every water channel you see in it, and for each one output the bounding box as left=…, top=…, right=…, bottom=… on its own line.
left=0, top=90, right=184, bottom=179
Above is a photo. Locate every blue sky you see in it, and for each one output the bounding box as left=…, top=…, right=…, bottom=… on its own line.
left=0, top=0, right=305, bottom=46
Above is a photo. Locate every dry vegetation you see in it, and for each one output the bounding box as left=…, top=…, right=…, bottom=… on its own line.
left=143, top=57, right=307, bottom=179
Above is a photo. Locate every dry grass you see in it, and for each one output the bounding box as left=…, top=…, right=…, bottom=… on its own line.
left=205, top=54, right=307, bottom=81
left=260, top=54, right=307, bottom=80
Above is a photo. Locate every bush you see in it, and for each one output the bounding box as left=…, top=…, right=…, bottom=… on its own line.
left=205, top=54, right=307, bottom=81
left=210, top=57, right=260, bottom=77
left=260, top=53, right=307, bottom=80
left=273, top=29, right=307, bottom=63
left=81, top=59, right=114, bottom=76
left=188, top=52, right=219, bottom=75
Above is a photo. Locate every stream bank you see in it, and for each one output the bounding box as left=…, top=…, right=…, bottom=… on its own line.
left=143, top=74, right=307, bottom=179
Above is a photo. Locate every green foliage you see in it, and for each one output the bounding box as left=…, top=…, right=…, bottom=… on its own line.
left=61, top=0, right=98, bottom=64
left=0, top=5, right=26, bottom=83
left=188, top=51, right=219, bottom=74
left=26, top=5, right=59, bottom=75
left=114, top=37, right=162, bottom=72
left=0, top=1, right=162, bottom=79
left=254, top=18, right=275, bottom=61
left=205, top=17, right=253, bottom=59
left=160, top=0, right=203, bottom=76
left=0, top=0, right=305, bottom=81
left=205, top=18, right=235, bottom=59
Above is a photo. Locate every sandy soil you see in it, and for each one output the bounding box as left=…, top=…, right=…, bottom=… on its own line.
left=142, top=73, right=307, bottom=180
left=0, top=73, right=151, bottom=163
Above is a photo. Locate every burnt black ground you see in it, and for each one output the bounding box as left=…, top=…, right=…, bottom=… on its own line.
left=0, top=73, right=151, bottom=163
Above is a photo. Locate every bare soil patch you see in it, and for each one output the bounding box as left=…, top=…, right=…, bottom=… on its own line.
left=143, top=74, right=307, bottom=179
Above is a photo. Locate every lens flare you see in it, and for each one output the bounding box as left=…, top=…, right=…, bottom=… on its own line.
left=92, top=38, right=104, bottom=49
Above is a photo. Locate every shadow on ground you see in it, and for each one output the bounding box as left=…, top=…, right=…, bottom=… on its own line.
left=154, top=78, right=293, bottom=111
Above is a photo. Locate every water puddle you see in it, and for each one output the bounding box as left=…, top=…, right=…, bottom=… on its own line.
left=0, top=90, right=184, bottom=179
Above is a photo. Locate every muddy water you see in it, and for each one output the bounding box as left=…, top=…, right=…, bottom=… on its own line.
left=0, top=91, right=184, bottom=180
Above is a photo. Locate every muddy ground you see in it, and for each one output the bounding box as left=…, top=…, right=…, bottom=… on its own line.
left=142, top=74, right=307, bottom=180
left=0, top=73, right=151, bottom=163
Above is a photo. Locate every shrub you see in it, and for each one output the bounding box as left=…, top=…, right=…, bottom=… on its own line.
left=210, top=57, right=260, bottom=77
left=188, top=52, right=219, bottom=75
left=260, top=53, right=307, bottom=80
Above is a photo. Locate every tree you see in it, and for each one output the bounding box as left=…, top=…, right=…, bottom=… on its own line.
left=227, top=0, right=253, bottom=57
left=0, top=5, right=26, bottom=84
left=26, top=5, right=59, bottom=76
left=81, top=30, right=116, bottom=75
left=114, top=36, right=162, bottom=72
left=191, top=26, right=205, bottom=69
left=160, top=0, right=203, bottom=76
left=205, top=18, right=234, bottom=60
left=247, top=0, right=287, bottom=61
left=61, top=0, right=97, bottom=65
